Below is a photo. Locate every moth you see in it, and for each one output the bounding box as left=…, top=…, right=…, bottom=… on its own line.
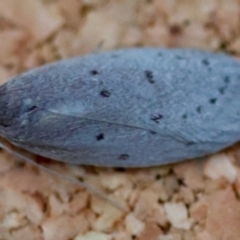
left=0, top=48, right=240, bottom=168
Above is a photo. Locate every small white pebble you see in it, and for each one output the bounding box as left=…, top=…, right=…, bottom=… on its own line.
left=158, top=234, right=181, bottom=240
left=204, top=153, right=237, bottom=183
left=125, top=213, right=145, bottom=236
left=100, top=172, right=129, bottom=190
left=164, top=202, right=191, bottom=230
left=91, top=196, right=124, bottom=231
left=74, top=231, right=111, bottom=240
left=2, top=212, right=26, bottom=229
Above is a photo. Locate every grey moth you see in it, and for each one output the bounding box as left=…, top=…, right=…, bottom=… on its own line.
left=0, top=47, right=240, bottom=167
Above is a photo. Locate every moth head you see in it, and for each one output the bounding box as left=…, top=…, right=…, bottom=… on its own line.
left=0, top=79, right=37, bottom=132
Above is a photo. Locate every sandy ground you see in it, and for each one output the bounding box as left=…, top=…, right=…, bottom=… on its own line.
left=1, top=0, right=240, bottom=239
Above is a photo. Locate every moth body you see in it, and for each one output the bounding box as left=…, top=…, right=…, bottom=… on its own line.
left=0, top=48, right=240, bottom=167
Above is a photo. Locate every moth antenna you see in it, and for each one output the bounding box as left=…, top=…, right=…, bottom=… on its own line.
left=0, top=137, right=128, bottom=212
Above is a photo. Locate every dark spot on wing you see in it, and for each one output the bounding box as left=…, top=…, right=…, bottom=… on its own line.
left=90, top=70, right=99, bottom=75
left=182, top=114, right=188, bottom=119
left=27, top=106, right=37, bottom=112
left=196, top=106, right=202, bottom=113
left=209, top=98, right=217, bottom=104
left=224, top=76, right=230, bottom=83
left=149, top=130, right=157, bottom=135
left=119, top=154, right=129, bottom=160
left=150, top=114, right=163, bottom=123
left=218, top=87, right=226, bottom=94
left=100, top=90, right=111, bottom=97
left=202, top=59, right=209, bottom=66
left=144, top=70, right=154, bottom=84
left=1, top=123, right=10, bottom=127
left=176, top=55, right=184, bottom=60
left=96, top=133, right=104, bottom=141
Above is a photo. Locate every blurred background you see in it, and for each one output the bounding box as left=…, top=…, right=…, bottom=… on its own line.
left=1, top=1, right=240, bottom=240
